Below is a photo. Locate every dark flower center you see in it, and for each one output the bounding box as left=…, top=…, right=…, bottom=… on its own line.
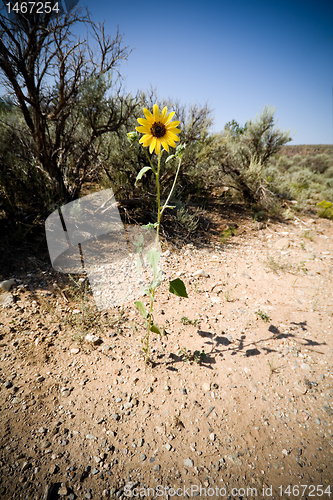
left=151, top=122, right=166, bottom=138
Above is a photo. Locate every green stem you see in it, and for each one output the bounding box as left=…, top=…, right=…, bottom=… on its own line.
left=143, top=148, right=157, bottom=176
left=160, top=156, right=182, bottom=217
left=145, top=286, right=156, bottom=364
left=155, top=151, right=162, bottom=246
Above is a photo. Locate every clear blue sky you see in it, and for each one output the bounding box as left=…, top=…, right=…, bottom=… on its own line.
left=75, top=0, right=332, bottom=145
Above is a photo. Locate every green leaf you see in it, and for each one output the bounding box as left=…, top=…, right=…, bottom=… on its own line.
left=135, top=166, right=152, bottom=184
left=134, top=301, right=148, bottom=319
left=169, top=278, right=188, bottom=298
left=151, top=269, right=163, bottom=289
left=142, top=222, right=159, bottom=231
left=165, top=154, right=175, bottom=163
left=150, top=323, right=162, bottom=336
left=146, top=248, right=160, bottom=276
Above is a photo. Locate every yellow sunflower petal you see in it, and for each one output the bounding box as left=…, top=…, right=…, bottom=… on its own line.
left=167, top=131, right=180, bottom=141
left=165, top=111, right=175, bottom=124
left=153, top=104, right=160, bottom=123
left=143, top=108, right=154, bottom=123
left=160, top=106, right=168, bottom=122
left=155, top=139, right=162, bottom=155
left=136, top=126, right=150, bottom=133
left=164, top=134, right=176, bottom=148
left=166, top=120, right=180, bottom=128
left=137, top=117, right=149, bottom=126
left=166, top=127, right=181, bottom=136
left=141, top=136, right=153, bottom=147
left=149, top=137, right=157, bottom=154
left=161, top=140, right=169, bottom=152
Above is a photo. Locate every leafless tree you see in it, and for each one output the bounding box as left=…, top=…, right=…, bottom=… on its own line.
left=0, top=1, right=139, bottom=204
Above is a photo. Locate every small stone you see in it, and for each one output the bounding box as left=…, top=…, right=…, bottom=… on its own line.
left=86, top=434, right=96, bottom=440
left=0, top=279, right=16, bottom=291
left=138, top=438, right=144, bottom=447
left=49, top=464, right=59, bottom=475
left=165, top=443, right=172, bottom=451
left=36, top=376, right=45, bottom=383
left=91, top=468, right=99, bottom=475
left=85, top=333, right=101, bottom=345
left=184, top=458, right=194, bottom=468
left=228, top=455, right=243, bottom=466
left=301, top=363, right=311, bottom=371
left=21, top=462, right=31, bottom=473
left=274, top=238, right=290, bottom=250
left=70, top=348, right=80, bottom=355
left=209, top=433, right=215, bottom=441
left=140, top=454, right=147, bottom=461
left=111, top=413, right=120, bottom=421
left=102, top=490, right=110, bottom=498
left=58, top=485, right=68, bottom=496
left=94, top=456, right=102, bottom=464
left=322, top=405, right=333, bottom=416
left=202, top=382, right=210, bottom=392
left=153, top=464, right=161, bottom=472
left=180, top=387, right=187, bottom=395
left=41, top=440, right=52, bottom=449
left=11, top=396, right=21, bottom=404
left=4, top=381, right=13, bottom=389
left=205, top=406, right=215, bottom=418
left=193, top=269, right=209, bottom=278
left=282, top=448, right=289, bottom=456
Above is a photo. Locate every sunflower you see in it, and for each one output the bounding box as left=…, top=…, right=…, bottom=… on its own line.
left=136, top=104, right=181, bottom=155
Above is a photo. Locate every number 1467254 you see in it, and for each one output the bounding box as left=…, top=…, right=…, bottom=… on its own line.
left=279, top=485, right=331, bottom=497
left=5, top=2, right=60, bottom=14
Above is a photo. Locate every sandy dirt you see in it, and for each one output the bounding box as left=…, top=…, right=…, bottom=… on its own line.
left=0, top=208, right=332, bottom=500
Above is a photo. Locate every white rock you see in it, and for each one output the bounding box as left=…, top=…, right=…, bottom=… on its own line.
left=202, top=382, right=211, bottom=392
left=193, top=269, right=210, bottom=278
left=70, top=348, right=80, bottom=355
left=0, top=279, right=16, bottom=291
left=85, top=333, right=100, bottom=345
left=184, top=458, right=194, bottom=467
left=0, top=293, right=14, bottom=306
left=274, top=238, right=290, bottom=250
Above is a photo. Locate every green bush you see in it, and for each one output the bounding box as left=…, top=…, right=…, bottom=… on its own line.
left=317, top=200, right=333, bottom=219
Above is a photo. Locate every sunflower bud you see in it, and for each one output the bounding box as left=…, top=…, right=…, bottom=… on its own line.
left=175, top=143, right=186, bottom=158
left=127, top=131, right=139, bottom=144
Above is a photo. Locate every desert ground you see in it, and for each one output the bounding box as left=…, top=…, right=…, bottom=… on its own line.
left=0, top=206, right=332, bottom=499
